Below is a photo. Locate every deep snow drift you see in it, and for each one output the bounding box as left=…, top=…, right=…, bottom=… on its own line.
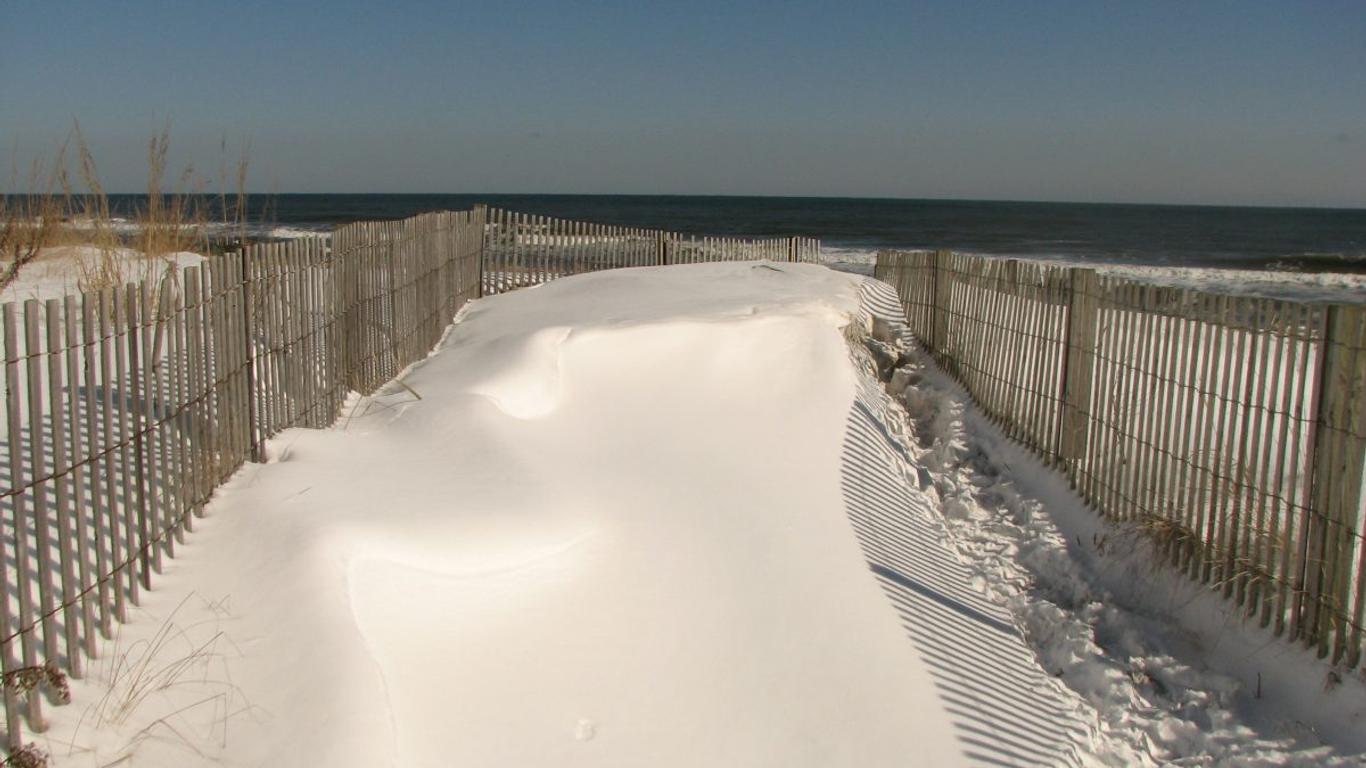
left=28, top=261, right=1098, bottom=766
left=18, top=257, right=1365, bottom=768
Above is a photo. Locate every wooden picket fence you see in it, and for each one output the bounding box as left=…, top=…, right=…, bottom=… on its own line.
left=875, top=249, right=1366, bottom=668
left=334, top=211, right=485, bottom=395
left=0, top=205, right=818, bottom=753
left=480, top=206, right=821, bottom=295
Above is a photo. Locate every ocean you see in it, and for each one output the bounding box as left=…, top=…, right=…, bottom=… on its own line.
left=103, top=193, right=1366, bottom=274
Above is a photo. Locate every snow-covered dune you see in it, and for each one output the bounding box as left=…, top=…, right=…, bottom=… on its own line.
left=34, top=262, right=1087, bottom=766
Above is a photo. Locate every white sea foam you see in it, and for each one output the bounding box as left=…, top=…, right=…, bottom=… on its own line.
left=56, top=217, right=330, bottom=240
left=263, top=224, right=330, bottom=239
left=842, top=246, right=1366, bottom=303
left=819, top=245, right=879, bottom=265
left=820, top=246, right=880, bottom=277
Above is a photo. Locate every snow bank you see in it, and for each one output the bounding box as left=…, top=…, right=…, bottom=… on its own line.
left=29, top=261, right=1091, bottom=766
left=0, top=246, right=203, bottom=305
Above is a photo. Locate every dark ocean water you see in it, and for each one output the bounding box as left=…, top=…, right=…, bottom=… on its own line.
left=105, top=194, right=1366, bottom=273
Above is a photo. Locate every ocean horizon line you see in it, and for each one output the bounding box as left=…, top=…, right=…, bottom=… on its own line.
left=74, top=191, right=1366, bottom=214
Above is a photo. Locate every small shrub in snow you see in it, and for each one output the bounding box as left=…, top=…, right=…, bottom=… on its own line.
left=2, top=744, right=49, bottom=768
left=2, top=662, right=70, bottom=705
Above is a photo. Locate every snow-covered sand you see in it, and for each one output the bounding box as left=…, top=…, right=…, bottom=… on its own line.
left=18, top=257, right=1362, bottom=767
left=0, top=246, right=203, bottom=305
left=29, top=262, right=1094, bottom=766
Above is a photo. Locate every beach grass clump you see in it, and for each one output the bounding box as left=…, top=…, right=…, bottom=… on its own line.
left=0, top=153, right=66, bottom=291
left=4, top=123, right=252, bottom=293
left=67, top=125, right=212, bottom=291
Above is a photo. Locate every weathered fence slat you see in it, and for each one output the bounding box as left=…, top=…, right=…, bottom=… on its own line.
left=1306, top=305, right=1366, bottom=660
left=4, top=304, right=41, bottom=733
left=80, top=296, right=111, bottom=639
left=1058, top=268, right=1097, bottom=474
left=64, top=296, right=97, bottom=659
left=45, top=299, right=83, bottom=679
left=26, top=303, right=57, bottom=668
left=876, top=248, right=1366, bottom=671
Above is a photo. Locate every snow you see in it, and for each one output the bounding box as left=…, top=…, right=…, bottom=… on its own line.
left=0, top=246, right=203, bottom=305
left=878, top=318, right=1366, bottom=766
left=16, top=258, right=1363, bottom=767
left=28, top=261, right=1074, bottom=767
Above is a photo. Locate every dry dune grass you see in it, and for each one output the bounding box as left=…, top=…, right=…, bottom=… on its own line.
left=2, top=124, right=252, bottom=294
left=0, top=154, right=66, bottom=291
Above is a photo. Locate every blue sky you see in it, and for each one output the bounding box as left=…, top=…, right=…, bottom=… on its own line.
left=3, top=0, right=1364, bottom=206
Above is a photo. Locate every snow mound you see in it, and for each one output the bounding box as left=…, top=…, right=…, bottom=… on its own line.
left=32, top=261, right=1101, bottom=767
left=462, top=326, right=573, bottom=419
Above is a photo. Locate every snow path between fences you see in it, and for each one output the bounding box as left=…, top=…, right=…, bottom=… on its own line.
left=857, top=280, right=1366, bottom=767
left=21, top=261, right=1360, bottom=767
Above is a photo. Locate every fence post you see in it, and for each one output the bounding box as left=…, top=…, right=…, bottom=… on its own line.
left=1, top=304, right=39, bottom=736
left=928, top=251, right=939, bottom=352
left=931, top=249, right=952, bottom=356
left=239, top=247, right=263, bottom=462
left=658, top=231, right=670, bottom=267
left=1057, top=268, right=1100, bottom=477
left=788, top=237, right=797, bottom=263
left=117, top=288, right=153, bottom=592
left=386, top=228, right=399, bottom=379
left=473, top=204, right=488, bottom=297
left=333, top=228, right=351, bottom=396
left=1299, top=304, right=1366, bottom=661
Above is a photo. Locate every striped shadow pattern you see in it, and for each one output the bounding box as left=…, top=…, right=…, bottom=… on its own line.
left=837, top=278, right=1090, bottom=767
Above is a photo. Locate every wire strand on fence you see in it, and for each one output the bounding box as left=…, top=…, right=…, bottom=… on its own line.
left=874, top=249, right=1366, bottom=670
